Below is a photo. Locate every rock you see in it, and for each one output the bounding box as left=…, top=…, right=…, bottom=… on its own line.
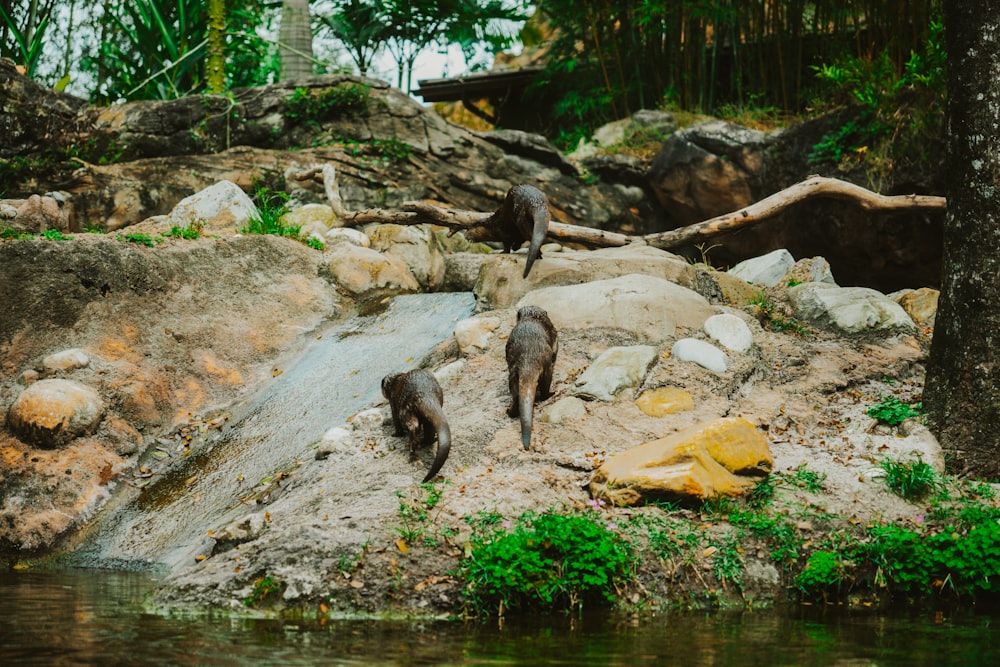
left=433, top=359, right=466, bottom=385
left=282, top=203, right=335, bottom=230
left=893, top=287, right=939, bottom=327
left=475, top=129, right=578, bottom=176
left=348, top=408, right=386, bottom=431
left=320, top=244, right=420, bottom=297
left=635, top=387, right=695, bottom=416
left=474, top=244, right=697, bottom=311
left=443, top=253, right=490, bottom=292
left=515, top=273, right=713, bottom=343
left=212, top=512, right=269, bottom=553
left=453, top=316, right=501, bottom=355
left=671, top=338, right=729, bottom=374
left=589, top=417, right=773, bottom=505
left=14, top=194, right=65, bottom=232
left=648, top=121, right=767, bottom=225
left=164, top=180, right=259, bottom=231
left=7, top=378, right=106, bottom=448
left=703, top=313, right=753, bottom=353
left=324, top=227, right=371, bottom=248
left=316, top=426, right=354, bottom=460
left=789, top=283, right=916, bottom=333
left=367, top=224, right=446, bottom=291
left=42, top=348, right=91, bottom=373
left=728, top=248, right=796, bottom=286
left=692, top=266, right=761, bottom=306
left=539, top=396, right=589, bottom=424
left=783, top=256, right=837, bottom=286
left=572, top=345, right=658, bottom=401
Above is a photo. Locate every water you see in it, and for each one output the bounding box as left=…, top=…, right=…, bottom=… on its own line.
left=2, top=569, right=999, bottom=666
left=65, top=292, right=476, bottom=573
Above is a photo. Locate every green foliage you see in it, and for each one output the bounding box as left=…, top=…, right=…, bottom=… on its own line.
left=879, top=456, right=941, bottom=500
left=867, top=396, right=921, bottom=426
left=867, top=519, right=1000, bottom=597
left=164, top=221, right=203, bottom=239
left=41, top=229, right=73, bottom=241
left=746, top=291, right=810, bottom=335
left=462, top=509, right=634, bottom=614
left=369, top=138, right=413, bottom=162
left=305, top=236, right=325, bottom=250
left=242, top=187, right=298, bottom=238
left=729, top=508, right=803, bottom=566
left=0, top=5, right=51, bottom=76
left=782, top=466, right=827, bottom=493
left=795, top=550, right=848, bottom=598
left=283, top=84, right=370, bottom=124
left=243, top=575, right=283, bottom=607
left=119, top=232, right=157, bottom=247
left=0, top=228, right=33, bottom=240
left=807, top=20, right=946, bottom=185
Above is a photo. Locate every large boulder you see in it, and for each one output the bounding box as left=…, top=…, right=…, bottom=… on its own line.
left=474, top=244, right=697, bottom=311
left=515, top=273, right=714, bottom=343
left=7, top=379, right=105, bottom=448
left=589, top=417, right=773, bottom=505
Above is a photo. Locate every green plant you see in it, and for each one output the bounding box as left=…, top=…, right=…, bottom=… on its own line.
left=784, top=466, right=827, bottom=493
left=369, top=137, right=412, bottom=162
left=462, top=509, right=634, bottom=614
left=242, top=187, right=298, bottom=238
left=746, top=291, right=810, bottom=335
left=244, top=575, right=283, bottom=607
left=867, top=396, right=921, bottom=425
left=119, top=232, right=156, bottom=247
left=879, top=456, right=941, bottom=500
left=41, top=229, right=73, bottom=241
left=710, top=534, right=744, bottom=588
left=795, top=550, right=848, bottom=599
left=283, top=83, right=370, bottom=125
left=1, top=227, right=32, bottom=240
left=305, top=236, right=325, bottom=250
left=729, top=509, right=802, bottom=566
left=164, top=221, right=203, bottom=239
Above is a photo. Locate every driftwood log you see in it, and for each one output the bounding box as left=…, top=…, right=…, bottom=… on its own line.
left=294, top=166, right=946, bottom=250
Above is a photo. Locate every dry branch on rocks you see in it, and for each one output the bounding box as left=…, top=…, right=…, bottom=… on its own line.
left=295, top=166, right=946, bottom=251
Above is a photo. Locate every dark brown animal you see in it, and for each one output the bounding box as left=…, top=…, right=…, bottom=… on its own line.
left=454, top=184, right=551, bottom=278
left=381, top=369, right=451, bottom=483
left=505, top=305, right=558, bottom=449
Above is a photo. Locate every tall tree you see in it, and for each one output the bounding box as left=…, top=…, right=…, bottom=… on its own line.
left=315, top=0, right=391, bottom=76
left=278, top=0, right=313, bottom=81
left=922, top=2, right=1000, bottom=478
left=205, top=0, right=226, bottom=93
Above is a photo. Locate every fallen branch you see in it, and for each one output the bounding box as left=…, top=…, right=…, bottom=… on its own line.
left=294, top=166, right=945, bottom=252
left=643, top=175, right=946, bottom=250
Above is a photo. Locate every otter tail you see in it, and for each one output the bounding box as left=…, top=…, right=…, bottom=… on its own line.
left=422, top=408, right=451, bottom=483
left=518, top=372, right=539, bottom=450
left=522, top=205, right=549, bottom=278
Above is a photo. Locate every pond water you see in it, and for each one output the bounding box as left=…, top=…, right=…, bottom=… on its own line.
left=2, top=570, right=998, bottom=666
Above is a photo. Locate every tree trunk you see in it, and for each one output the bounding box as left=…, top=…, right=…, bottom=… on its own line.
left=923, top=3, right=1000, bottom=478
left=206, top=0, right=226, bottom=94
left=278, top=0, right=313, bottom=82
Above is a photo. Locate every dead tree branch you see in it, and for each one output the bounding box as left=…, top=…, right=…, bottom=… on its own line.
left=643, top=175, right=947, bottom=250
left=293, top=167, right=945, bottom=251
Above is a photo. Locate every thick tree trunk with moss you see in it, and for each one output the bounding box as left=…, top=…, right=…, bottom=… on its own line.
left=923, top=4, right=1000, bottom=478
left=278, top=0, right=313, bottom=82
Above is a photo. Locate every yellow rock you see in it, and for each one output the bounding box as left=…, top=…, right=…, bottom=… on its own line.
left=636, top=387, right=694, bottom=416
left=590, top=417, right=772, bottom=505
left=895, top=287, right=939, bottom=326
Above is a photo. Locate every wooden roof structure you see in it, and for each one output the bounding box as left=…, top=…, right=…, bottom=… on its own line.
left=413, top=66, right=543, bottom=126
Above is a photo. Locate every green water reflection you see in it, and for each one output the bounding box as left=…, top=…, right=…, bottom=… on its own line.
left=1, top=570, right=997, bottom=666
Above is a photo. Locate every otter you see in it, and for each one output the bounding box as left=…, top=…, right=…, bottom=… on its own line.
left=505, top=305, right=559, bottom=450
left=452, top=184, right=551, bottom=278
left=381, top=369, right=451, bottom=483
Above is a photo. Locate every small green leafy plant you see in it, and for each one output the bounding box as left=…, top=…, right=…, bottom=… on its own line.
left=119, top=232, right=157, bottom=247
left=243, top=575, right=283, bottom=607
left=879, top=456, right=941, bottom=500
left=1, top=227, right=32, bottom=240
left=795, top=550, right=849, bottom=599
left=283, top=83, right=369, bottom=125
left=462, top=509, right=634, bottom=614
left=746, top=291, right=810, bottom=335
left=867, top=396, right=921, bottom=425
left=243, top=186, right=298, bottom=238
left=164, top=220, right=204, bottom=239
left=41, top=228, right=73, bottom=241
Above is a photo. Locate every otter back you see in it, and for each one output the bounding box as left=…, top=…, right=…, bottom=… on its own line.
left=505, top=305, right=558, bottom=449
left=381, top=369, right=451, bottom=483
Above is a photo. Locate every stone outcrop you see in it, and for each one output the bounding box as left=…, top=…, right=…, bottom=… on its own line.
left=7, top=379, right=105, bottom=448
left=589, top=417, right=773, bottom=505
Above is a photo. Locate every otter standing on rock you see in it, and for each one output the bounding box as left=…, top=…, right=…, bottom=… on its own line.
left=454, top=184, right=551, bottom=278
left=505, top=305, right=559, bottom=449
left=381, top=369, right=451, bottom=483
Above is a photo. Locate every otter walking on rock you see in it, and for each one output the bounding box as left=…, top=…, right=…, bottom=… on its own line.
left=381, top=369, right=451, bottom=483
left=505, top=305, right=559, bottom=449
left=453, top=184, right=551, bottom=278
